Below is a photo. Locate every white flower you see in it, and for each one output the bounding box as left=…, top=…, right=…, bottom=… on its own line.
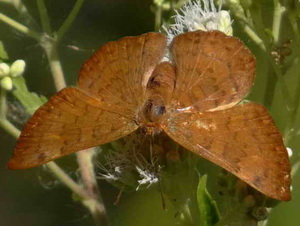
left=165, top=0, right=233, bottom=44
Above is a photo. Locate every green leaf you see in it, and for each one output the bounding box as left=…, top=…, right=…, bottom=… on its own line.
left=197, top=175, right=221, bottom=226
left=0, top=41, right=9, bottom=62
left=12, top=76, right=47, bottom=115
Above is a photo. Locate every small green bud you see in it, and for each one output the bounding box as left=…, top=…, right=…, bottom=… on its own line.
left=10, top=59, right=26, bottom=77
left=0, top=63, right=10, bottom=78
left=0, top=76, right=13, bottom=91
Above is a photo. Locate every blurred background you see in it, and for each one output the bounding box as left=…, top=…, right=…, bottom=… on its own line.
left=0, top=0, right=299, bottom=225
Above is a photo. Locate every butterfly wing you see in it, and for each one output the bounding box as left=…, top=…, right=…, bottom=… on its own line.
left=9, top=33, right=167, bottom=169
left=8, top=88, right=138, bottom=169
left=78, top=32, right=167, bottom=116
left=162, top=103, right=291, bottom=201
left=169, top=30, right=255, bottom=112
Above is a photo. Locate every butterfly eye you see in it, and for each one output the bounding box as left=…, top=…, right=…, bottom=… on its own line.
left=142, top=97, right=166, bottom=123
left=154, top=105, right=166, bottom=116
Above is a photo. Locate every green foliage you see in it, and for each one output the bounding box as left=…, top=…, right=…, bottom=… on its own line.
left=12, top=76, right=47, bottom=115
left=197, top=175, right=220, bottom=226
left=0, top=41, right=8, bottom=62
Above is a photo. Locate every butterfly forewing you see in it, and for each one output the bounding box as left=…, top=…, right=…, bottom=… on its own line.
left=169, top=30, right=255, bottom=112
left=8, top=88, right=138, bottom=169
left=162, top=103, right=291, bottom=201
left=9, top=33, right=167, bottom=169
left=78, top=32, right=167, bottom=115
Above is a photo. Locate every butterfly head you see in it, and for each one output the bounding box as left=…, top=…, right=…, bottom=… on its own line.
left=137, top=95, right=166, bottom=135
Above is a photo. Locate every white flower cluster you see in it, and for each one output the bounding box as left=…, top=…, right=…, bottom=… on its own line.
left=165, top=0, right=233, bottom=44
left=0, top=60, right=26, bottom=91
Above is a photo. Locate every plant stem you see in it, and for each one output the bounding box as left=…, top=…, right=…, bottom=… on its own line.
left=268, top=54, right=293, bottom=110
left=57, top=0, right=85, bottom=42
left=243, top=25, right=266, bottom=51
left=77, top=149, right=109, bottom=226
left=154, top=5, right=162, bottom=32
left=0, top=13, right=42, bottom=41
left=0, top=87, right=20, bottom=138
left=42, top=40, right=66, bottom=91
left=46, top=162, right=91, bottom=200
left=0, top=120, right=98, bottom=207
left=262, top=1, right=285, bottom=108
left=46, top=1, right=108, bottom=223
left=272, top=0, right=285, bottom=44
left=283, top=11, right=300, bottom=145
left=37, top=0, right=52, bottom=34
left=0, top=87, right=7, bottom=118
left=0, top=118, right=20, bottom=138
left=263, top=64, right=277, bottom=109
left=0, top=2, right=109, bottom=224
left=0, top=92, right=101, bottom=219
left=283, top=57, right=300, bottom=144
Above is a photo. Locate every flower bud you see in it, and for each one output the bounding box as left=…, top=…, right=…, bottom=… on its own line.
left=0, top=63, right=10, bottom=78
left=10, top=60, right=26, bottom=77
left=0, top=76, right=13, bottom=91
left=217, top=10, right=233, bottom=36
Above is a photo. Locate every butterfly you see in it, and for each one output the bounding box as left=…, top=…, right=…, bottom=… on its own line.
left=8, top=30, right=291, bottom=201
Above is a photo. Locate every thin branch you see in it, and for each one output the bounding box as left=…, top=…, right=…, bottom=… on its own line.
left=46, top=162, right=91, bottom=200
left=0, top=118, right=20, bottom=138
left=0, top=13, right=42, bottom=40
left=42, top=40, right=66, bottom=91
left=41, top=1, right=108, bottom=224
left=0, top=120, right=96, bottom=204
left=37, top=0, right=52, bottom=34
left=57, top=0, right=85, bottom=42
left=1, top=2, right=109, bottom=224
left=154, top=5, right=162, bottom=32
left=0, top=90, right=94, bottom=207
left=77, top=149, right=109, bottom=226
left=0, top=87, right=7, bottom=119
left=243, top=25, right=266, bottom=51
left=272, top=0, right=285, bottom=44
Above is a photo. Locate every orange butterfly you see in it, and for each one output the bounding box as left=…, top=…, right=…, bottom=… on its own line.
left=8, top=30, right=291, bottom=201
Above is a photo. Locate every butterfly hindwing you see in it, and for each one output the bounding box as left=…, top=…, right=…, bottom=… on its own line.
left=162, top=103, right=291, bottom=201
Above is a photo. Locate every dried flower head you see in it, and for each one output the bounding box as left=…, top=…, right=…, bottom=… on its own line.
left=98, top=133, right=161, bottom=190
